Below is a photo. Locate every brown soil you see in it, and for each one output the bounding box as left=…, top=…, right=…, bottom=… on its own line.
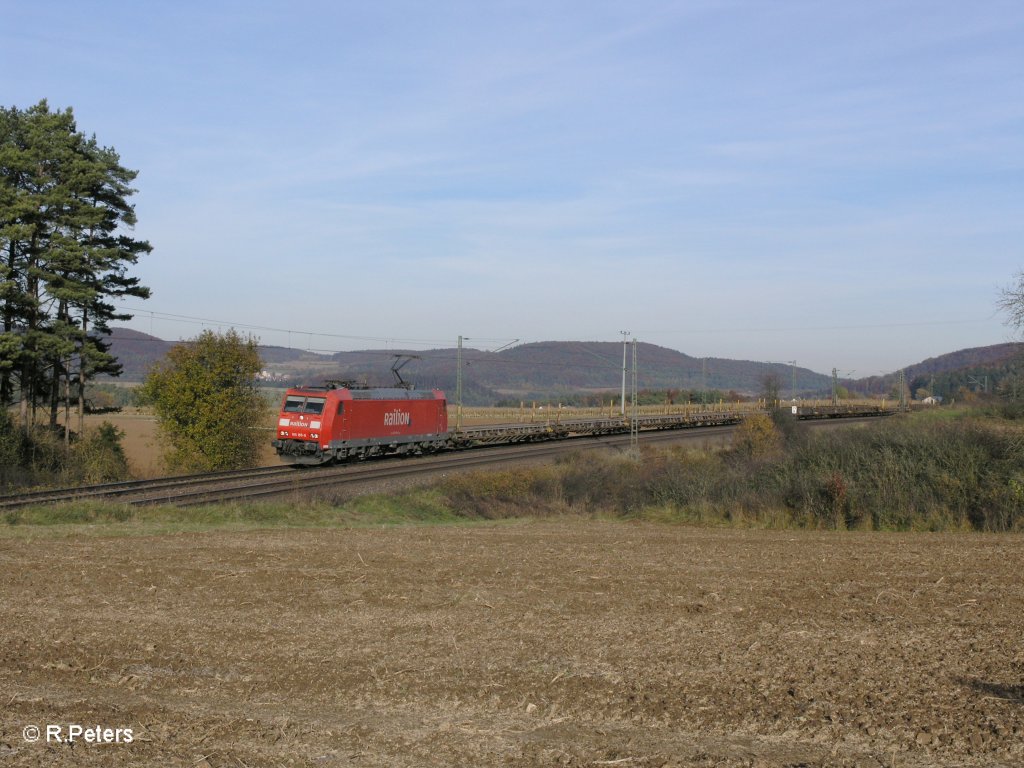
left=1, top=522, right=1021, bottom=767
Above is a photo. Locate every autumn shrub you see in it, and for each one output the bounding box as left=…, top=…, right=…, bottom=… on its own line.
left=428, top=413, right=1024, bottom=531
left=730, top=413, right=783, bottom=459
left=769, top=407, right=810, bottom=448
left=0, top=415, right=131, bottom=491
left=15, top=426, right=67, bottom=479
left=142, top=329, right=265, bottom=472
left=67, top=422, right=131, bottom=484
left=771, top=417, right=1024, bottom=530
left=0, top=410, right=30, bottom=488
left=559, top=451, right=616, bottom=508
left=439, top=465, right=566, bottom=518
left=977, top=400, right=1024, bottom=421
left=643, top=449, right=738, bottom=512
left=559, top=451, right=647, bottom=511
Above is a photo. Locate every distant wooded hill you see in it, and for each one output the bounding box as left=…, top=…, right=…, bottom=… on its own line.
left=106, top=328, right=1021, bottom=404
left=849, top=342, right=1023, bottom=400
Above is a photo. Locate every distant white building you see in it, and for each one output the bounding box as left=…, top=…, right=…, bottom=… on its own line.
left=922, top=396, right=944, bottom=405
left=257, top=369, right=289, bottom=382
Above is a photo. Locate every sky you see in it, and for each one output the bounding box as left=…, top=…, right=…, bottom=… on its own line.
left=3, top=0, right=1022, bottom=376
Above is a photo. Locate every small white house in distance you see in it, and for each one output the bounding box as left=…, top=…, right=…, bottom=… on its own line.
left=922, top=396, right=944, bottom=405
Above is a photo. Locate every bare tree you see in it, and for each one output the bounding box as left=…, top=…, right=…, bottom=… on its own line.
left=760, top=372, right=781, bottom=406
left=997, top=270, right=1024, bottom=334
left=997, top=271, right=1024, bottom=404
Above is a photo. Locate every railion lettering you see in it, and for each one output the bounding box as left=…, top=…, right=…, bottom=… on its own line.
left=384, top=410, right=411, bottom=426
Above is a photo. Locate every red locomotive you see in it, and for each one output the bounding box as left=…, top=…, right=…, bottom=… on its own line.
left=272, top=383, right=449, bottom=465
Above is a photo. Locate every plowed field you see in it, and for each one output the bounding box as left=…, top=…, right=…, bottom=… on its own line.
left=2, top=522, right=1021, bottom=767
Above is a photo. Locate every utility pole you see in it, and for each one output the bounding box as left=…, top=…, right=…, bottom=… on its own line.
left=702, top=358, right=707, bottom=406
left=620, top=330, right=630, bottom=416
left=899, top=369, right=907, bottom=411
left=789, top=360, right=797, bottom=401
left=832, top=367, right=839, bottom=406
left=456, top=335, right=464, bottom=432
left=630, top=337, right=639, bottom=448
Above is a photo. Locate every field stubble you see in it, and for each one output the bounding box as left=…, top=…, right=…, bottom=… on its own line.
left=1, top=522, right=1021, bottom=767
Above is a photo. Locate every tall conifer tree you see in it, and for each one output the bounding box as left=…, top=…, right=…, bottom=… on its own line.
left=0, top=100, right=151, bottom=431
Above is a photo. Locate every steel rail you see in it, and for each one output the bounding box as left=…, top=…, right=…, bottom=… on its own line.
left=138, top=428, right=721, bottom=507
left=0, top=464, right=310, bottom=510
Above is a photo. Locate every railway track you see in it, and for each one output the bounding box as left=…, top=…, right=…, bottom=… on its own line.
left=0, top=464, right=309, bottom=511
left=0, top=416, right=880, bottom=510
left=0, top=426, right=730, bottom=510
left=157, top=427, right=737, bottom=507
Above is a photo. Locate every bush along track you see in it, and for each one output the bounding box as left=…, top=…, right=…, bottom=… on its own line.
left=428, top=412, right=1024, bottom=532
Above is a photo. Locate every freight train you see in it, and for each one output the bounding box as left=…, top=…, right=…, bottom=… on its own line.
left=271, top=381, right=767, bottom=466
left=271, top=363, right=902, bottom=466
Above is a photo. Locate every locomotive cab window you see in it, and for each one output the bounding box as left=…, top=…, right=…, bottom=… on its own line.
left=283, top=396, right=326, bottom=414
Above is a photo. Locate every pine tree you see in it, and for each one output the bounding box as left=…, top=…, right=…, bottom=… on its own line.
left=0, top=100, right=151, bottom=433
